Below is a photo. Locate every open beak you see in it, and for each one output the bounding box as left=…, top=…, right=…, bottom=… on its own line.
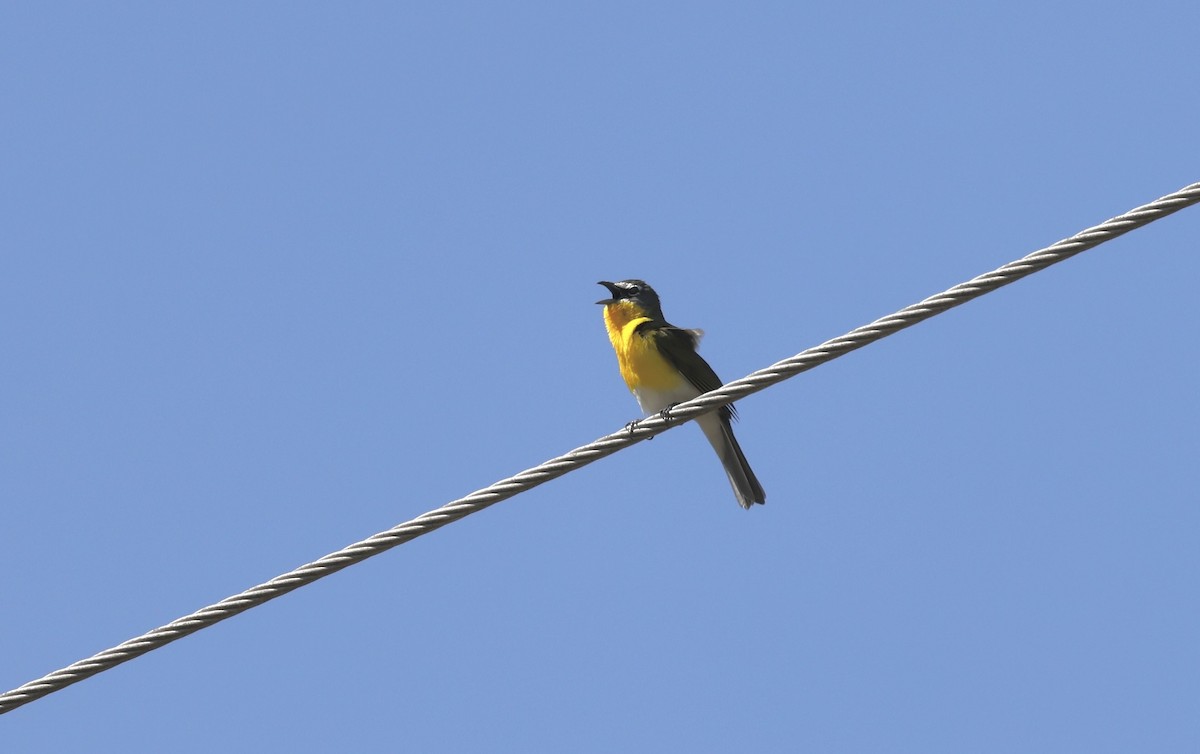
left=595, top=280, right=619, bottom=305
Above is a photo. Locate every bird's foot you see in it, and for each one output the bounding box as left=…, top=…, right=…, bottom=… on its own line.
left=625, top=417, right=659, bottom=440
left=659, top=403, right=681, bottom=423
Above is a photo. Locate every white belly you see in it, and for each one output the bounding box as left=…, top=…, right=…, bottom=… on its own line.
left=633, top=382, right=702, bottom=415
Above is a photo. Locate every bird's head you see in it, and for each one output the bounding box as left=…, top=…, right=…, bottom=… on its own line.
left=596, top=279, right=666, bottom=321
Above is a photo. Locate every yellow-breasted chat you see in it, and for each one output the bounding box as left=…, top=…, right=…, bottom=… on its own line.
left=596, top=280, right=766, bottom=509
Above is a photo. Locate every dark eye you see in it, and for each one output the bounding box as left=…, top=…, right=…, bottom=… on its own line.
left=626, top=284, right=641, bottom=296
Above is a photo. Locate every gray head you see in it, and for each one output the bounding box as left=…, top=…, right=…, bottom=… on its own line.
left=595, top=279, right=666, bottom=320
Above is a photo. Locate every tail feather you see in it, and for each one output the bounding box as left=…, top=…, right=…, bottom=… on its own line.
left=697, top=414, right=766, bottom=509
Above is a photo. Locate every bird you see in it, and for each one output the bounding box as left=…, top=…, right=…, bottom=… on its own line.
left=596, top=279, right=765, bottom=509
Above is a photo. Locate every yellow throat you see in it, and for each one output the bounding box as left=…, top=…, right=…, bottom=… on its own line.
left=602, top=300, right=681, bottom=392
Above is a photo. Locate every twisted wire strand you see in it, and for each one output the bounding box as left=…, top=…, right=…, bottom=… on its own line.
left=3, top=181, right=1198, bottom=715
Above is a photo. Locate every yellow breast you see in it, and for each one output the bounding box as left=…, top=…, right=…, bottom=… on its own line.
left=602, top=302, right=682, bottom=392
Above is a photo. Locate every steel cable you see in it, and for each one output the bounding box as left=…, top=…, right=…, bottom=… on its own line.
left=2, top=181, right=1197, bottom=715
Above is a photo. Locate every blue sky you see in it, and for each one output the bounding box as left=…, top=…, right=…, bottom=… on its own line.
left=3, top=2, right=1198, bottom=751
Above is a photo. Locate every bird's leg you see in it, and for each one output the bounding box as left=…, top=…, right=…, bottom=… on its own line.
left=626, top=403, right=680, bottom=439
left=659, top=403, right=681, bottom=423
left=625, top=413, right=660, bottom=439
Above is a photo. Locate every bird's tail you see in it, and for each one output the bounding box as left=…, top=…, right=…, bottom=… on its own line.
left=697, top=414, right=766, bottom=509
